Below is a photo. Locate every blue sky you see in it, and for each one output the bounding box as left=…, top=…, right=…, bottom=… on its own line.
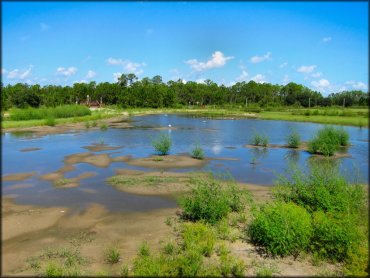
left=2, top=1, right=368, bottom=95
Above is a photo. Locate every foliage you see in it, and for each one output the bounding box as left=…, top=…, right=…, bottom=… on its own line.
left=311, top=211, right=362, bottom=262
left=152, top=133, right=172, bottom=155
left=191, top=144, right=205, bottom=160
left=100, top=123, right=108, bottom=130
left=248, top=202, right=312, bottom=256
left=274, top=163, right=365, bottom=214
left=286, top=130, right=301, bottom=148
left=308, top=126, right=350, bottom=156
left=182, top=222, right=216, bottom=257
left=180, top=177, right=249, bottom=224
left=251, top=133, right=269, bottom=147
left=9, top=105, right=91, bottom=121
left=105, top=247, right=120, bottom=264
left=45, top=117, right=56, bottom=126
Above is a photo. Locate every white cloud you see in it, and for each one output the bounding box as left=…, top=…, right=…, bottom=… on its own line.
left=251, top=74, right=267, bottom=84
left=322, top=37, right=332, bottom=43
left=311, top=72, right=322, bottom=78
left=107, top=58, right=146, bottom=75
left=279, top=62, right=288, bottom=68
left=311, top=78, right=330, bottom=89
left=345, top=81, right=368, bottom=90
left=236, top=70, right=249, bottom=82
left=86, top=70, right=96, bottom=79
left=250, top=52, right=271, bottom=63
left=297, top=65, right=316, bottom=73
left=7, top=66, right=33, bottom=80
left=185, top=51, right=234, bottom=71
left=196, top=78, right=206, bottom=84
left=113, top=72, right=122, bottom=81
left=74, top=80, right=88, bottom=84
left=40, top=23, right=50, bottom=31
left=56, top=67, right=77, bottom=77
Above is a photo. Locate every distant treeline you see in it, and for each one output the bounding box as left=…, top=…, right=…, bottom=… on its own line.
left=1, top=74, right=369, bottom=110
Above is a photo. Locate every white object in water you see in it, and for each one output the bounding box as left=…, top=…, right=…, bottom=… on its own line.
left=168, top=124, right=172, bottom=127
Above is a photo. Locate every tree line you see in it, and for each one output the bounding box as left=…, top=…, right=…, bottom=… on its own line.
left=1, top=73, right=368, bottom=110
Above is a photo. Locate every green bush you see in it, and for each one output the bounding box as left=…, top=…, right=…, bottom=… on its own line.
left=249, top=202, right=312, bottom=256
left=182, top=222, right=216, bottom=257
left=286, top=130, right=300, bottom=148
left=308, top=126, right=350, bottom=156
left=191, top=144, right=205, bottom=160
left=311, top=211, right=361, bottom=262
left=274, top=164, right=365, bottom=214
left=152, top=133, right=172, bottom=155
left=251, top=133, right=269, bottom=147
left=105, top=247, right=120, bottom=264
left=100, top=123, right=108, bottom=130
left=180, top=178, right=249, bottom=224
left=10, top=105, right=91, bottom=121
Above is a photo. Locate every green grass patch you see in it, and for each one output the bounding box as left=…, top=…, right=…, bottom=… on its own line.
left=152, top=133, right=172, bottom=155
left=251, top=132, right=269, bottom=147
left=286, top=130, right=301, bottom=148
left=105, top=247, right=120, bottom=264
left=191, top=144, right=205, bottom=160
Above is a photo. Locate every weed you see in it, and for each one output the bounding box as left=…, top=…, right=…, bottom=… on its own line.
left=286, top=130, right=301, bottom=148
left=100, top=123, right=108, bottom=130
left=191, top=144, right=205, bottom=160
left=182, top=222, right=216, bottom=257
left=26, top=257, right=41, bottom=270
left=85, top=121, right=90, bottom=128
left=255, top=262, right=279, bottom=277
left=45, top=117, right=56, bottom=126
left=249, top=202, right=312, bottom=257
left=153, top=156, right=164, bottom=161
left=152, top=133, right=172, bottom=155
left=54, top=178, right=74, bottom=187
left=251, top=133, right=269, bottom=147
left=120, top=264, right=129, bottom=277
left=92, top=120, right=98, bottom=127
left=138, top=241, right=151, bottom=257
left=45, top=262, right=64, bottom=277
left=105, top=247, right=120, bottom=264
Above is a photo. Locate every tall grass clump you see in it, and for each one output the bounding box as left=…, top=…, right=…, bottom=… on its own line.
left=152, top=133, right=172, bottom=155
left=182, top=222, right=216, bottom=257
left=251, top=133, right=269, bottom=147
left=105, top=247, right=120, bottom=264
left=307, top=126, right=350, bottom=156
left=180, top=177, right=249, bottom=224
left=45, top=117, right=56, bottom=126
left=249, top=202, right=312, bottom=256
left=10, top=105, right=91, bottom=121
left=191, top=144, right=205, bottom=160
left=286, top=130, right=301, bottom=148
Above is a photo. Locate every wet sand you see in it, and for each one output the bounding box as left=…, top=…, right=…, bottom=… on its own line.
left=3, top=172, right=37, bottom=182
left=125, top=154, right=208, bottom=169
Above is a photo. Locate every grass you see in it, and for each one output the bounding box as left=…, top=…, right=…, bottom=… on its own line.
left=100, top=123, right=108, bottom=130
left=54, top=178, right=74, bottom=187
left=251, top=133, right=269, bottom=147
left=191, top=144, right=205, bottom=160
left=286, top=130, right=301, bottom=148
left=152, top=133, right=172, bottom=155
left=105, top=247, right=120, bottom=264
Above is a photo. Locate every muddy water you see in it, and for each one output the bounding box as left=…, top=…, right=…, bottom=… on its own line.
left=2, top=114, right=368, bottom=211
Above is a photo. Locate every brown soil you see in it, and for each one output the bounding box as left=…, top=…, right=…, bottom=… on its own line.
left=3, top=172, right=37, bottom=182
left=64, top=152, right=112, bottom=168
left=20, top=147, right=42, bottom=152
left=2, top=198, right=175, bottom=276
left=125, top=155, right=208, bottom=169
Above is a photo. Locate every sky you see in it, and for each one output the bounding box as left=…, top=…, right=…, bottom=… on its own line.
left=1, top=1, right=369, bottom=95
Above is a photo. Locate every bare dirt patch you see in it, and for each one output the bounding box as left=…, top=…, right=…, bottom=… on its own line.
left=126, top=154, right=208, bottom=169
left=3, top=172, right=37, bottom=182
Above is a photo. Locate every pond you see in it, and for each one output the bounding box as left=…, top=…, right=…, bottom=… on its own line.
left=2, top=114, right=368, bottom=212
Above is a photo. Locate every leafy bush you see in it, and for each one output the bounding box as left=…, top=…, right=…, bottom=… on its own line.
left=251, top=133, right=269, bottom=147
left=274, top=164, right=365, bottom=214
left=191, top=144, right=205, bottom=160
left=286, top=130, right=300, bottom=148
left=100, top=123, right=108, bottom=130
left=182, top=222, right=216, bottom=257
left=308, top=126, right=350, bottom=156
left=152, top=133, right=172, bottom=155
left=311, top=211, right=362, bottom=262
left=248, top=202, right=312, bottom=256
left=10, top=105, right=91, bottom=121
left=180, top=178, right=249, bottom=224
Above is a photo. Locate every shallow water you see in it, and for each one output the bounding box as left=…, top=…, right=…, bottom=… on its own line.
left=2, top=114, right=368, bottom=211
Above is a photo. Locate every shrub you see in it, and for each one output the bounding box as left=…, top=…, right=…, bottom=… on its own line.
left=180, top=178, right=249, bottom=224
left=248, top=202, right=312, bottom=256
left=191, top=144, right=205, bottom=160
left=45, top=117, right=56, bottom=126
left=311, top=211, right=362, bottom=262
left=182, top=222, right=216, bottom=257
left=308, top=126, right=350, bottom=156
left=152, top=133, right=172, bottom=155
left=92, top=120, right=98, bottom=127
left=10, top=105, right=91, bottom=121
left=273, top=164, right=365, bottom=214
left=105, top=247, right=120, bottom=264
left=100, top=123, right=108, bottom=131
left=286, top=130, right=300, bottom=148
left=251, top=133, right=269, bottom=147
left=138, top=242, right=151, bottom=257
left=45, top=262, right=64, bottom=277
left=219, top=253, right=245, bottom=277
left=85, top=121, right=90, bottom=128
